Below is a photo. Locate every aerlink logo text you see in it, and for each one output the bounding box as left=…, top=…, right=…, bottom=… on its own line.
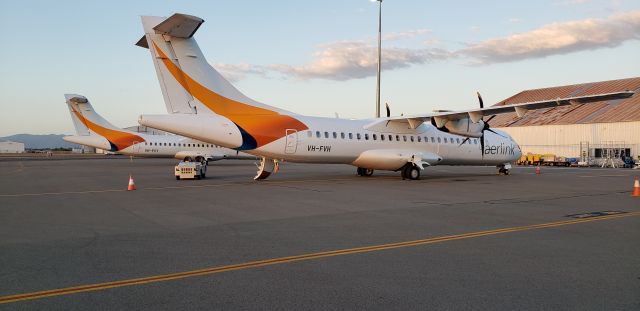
left=484, top=143, right=516, bottom=155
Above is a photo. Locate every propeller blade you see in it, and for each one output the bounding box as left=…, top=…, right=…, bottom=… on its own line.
left=487, top=128, right=507, bottom=138
left=385, top=102, right=390, bottom=117
left=480, top=133, right=485, bottom=159
left=458, top=137, right=470, bottom=147
left=477, top=91, right=484, bottom=109
left=485, top=114, right=496, bottom=123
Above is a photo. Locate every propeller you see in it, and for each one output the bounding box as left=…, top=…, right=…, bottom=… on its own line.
left=476, top=92, right=506, bottom=158
left=385, top=102, right=390, bottom=117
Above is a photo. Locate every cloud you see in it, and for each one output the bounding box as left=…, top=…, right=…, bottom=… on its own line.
left=212, top=11, right=640, bottom=81
left=214, top=63, right=266, bottom=82
left=459, top=10, right=640, bottom=64
left=268, top=40, right=450, bottom=81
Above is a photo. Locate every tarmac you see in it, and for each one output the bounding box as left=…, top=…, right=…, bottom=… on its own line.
left=0, top=156, right=638, bottom=310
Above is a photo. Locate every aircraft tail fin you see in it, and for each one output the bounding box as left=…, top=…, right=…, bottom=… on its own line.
left=136, top=13, right=287, bottom=116
left=64, top=94, right=120, bottom=133
left=136, top=13, right=308, bottom=150
left=64, top=94, right=145, bottom=152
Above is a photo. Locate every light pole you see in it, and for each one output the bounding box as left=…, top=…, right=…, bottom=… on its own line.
left=374, top=0, right=383, bottom=118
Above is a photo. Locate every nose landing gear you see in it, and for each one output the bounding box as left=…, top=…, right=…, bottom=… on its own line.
left=356, top=167, right=374, bottom=177
left=497, top=163, right=512, bottom=175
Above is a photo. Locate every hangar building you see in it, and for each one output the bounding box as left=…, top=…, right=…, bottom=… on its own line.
left=489, top=77, right=640, bottom=165
left=0, top=141, right=25, bottom=153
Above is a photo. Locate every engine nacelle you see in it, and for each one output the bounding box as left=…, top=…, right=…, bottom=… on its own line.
left=352, top=149, right=442, bottom=171
left=433, top=118, right=484, bottom=138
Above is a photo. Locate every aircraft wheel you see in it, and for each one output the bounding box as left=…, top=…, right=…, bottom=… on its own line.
left=403, top=165, right=420, bottom=180
left=357, top=167, right=373, bottom=177
left=176, top=176, right=180, bottom=180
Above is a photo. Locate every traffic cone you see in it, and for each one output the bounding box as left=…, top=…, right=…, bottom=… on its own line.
left=127, top=175, right=136, bottom=191
left=632, top=178, right=640, bottom=197
left=535, top=166, right=541, bottom=175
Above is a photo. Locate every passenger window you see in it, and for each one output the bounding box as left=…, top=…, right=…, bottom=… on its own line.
left=410, top=136, right=415, bottom=142
left=324, top=132, right=329, bottom=138
left=380, top=134, right=385, bottom=141
left=474, top=139, right=478, bottom=144
left=316, top=131, right=321, bottom=138
left=333, top=132, right=337, bottom=139
left=388, top=135, right=392, bottom=141
left=456, top=138, right=460, bottom=144
left=357, top=133, right=361, bottom=140
left=349, top=133, right=353, bottom=139
left=437, top=137, right=441, bottom=143
left=403, top=136, right=407, bottom=142
left=396, top=135, right=400, bottom=141
left=144, top=142, right=147, bottom=145
left=340, top=132, right=345, bottom=139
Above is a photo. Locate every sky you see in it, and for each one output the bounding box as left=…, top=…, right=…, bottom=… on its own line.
left=0, top=0, right=639, bottom=136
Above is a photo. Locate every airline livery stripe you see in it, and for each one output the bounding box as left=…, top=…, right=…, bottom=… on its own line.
left=1, top=211, right=638, bottom=304
left=70, top=107, right=145, bottom=151
left=152, top=41, right=308, bottom=149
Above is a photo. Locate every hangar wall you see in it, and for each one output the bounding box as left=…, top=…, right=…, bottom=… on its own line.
left=497, top=121, right=640, bottom=159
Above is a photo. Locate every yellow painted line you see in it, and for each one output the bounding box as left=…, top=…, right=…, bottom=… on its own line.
left=1, top=211, right=638, bottom=304
left=0, top=178, right=356, bottom=198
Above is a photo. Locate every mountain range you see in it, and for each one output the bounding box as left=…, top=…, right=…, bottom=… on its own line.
left=0, top=134, right=80, bottom=149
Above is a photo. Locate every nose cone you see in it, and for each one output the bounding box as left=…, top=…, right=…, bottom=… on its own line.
left=514, top=143, right=522, bottom=161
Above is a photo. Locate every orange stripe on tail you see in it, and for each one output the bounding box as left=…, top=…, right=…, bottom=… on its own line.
left=71, top=109, right=145, bottom=151
left=152, top=42, right=307, bottom=148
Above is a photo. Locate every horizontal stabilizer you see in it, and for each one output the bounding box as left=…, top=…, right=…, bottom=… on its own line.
left=153, top=13, right=204, bottom=38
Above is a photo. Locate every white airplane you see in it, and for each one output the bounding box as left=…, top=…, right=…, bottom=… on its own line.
left=63, top=94, right=255, bottom=162
left=135, top=13, right=634, bottom=180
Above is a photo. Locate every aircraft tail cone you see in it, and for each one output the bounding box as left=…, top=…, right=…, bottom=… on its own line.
left=632, top=178, right=640, bottom=197
left=128, top=175, right=136, bottom=191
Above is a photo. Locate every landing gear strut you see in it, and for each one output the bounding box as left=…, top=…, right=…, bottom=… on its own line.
left=401, top=164, right=421, bottom=180
left=356, top=167, right=374, bottom=177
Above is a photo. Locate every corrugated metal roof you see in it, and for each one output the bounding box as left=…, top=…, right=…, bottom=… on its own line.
left=490, top=77, right=640, bottom=127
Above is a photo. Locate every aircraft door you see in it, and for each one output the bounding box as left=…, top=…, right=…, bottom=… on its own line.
left=285, top=129, right=298, bottom=154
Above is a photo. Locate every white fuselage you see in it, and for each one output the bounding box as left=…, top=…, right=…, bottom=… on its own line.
left=254, top=116, right=520, bottom=166
left=140, top=114, right=522, bottom=169
left=64, top=132, right=252, bottom=161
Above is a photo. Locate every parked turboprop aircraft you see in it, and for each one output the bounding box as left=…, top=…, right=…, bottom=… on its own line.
left=136, top=13, right=634, bottom=180
left=63, top=94, right=255, bottom=162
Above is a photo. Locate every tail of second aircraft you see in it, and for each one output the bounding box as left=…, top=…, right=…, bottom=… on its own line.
left=64, top=94, right=144, bottom=151
left=136, top=14, right=308, bottom=150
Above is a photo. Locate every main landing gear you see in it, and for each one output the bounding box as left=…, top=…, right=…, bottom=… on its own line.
left=255, top=157, right=279, bottom=180
left=497, top=163, right=512, bottom=175
left=356, top=167, right=374, bottom=177
left=401, top=164, right=421, bottom=180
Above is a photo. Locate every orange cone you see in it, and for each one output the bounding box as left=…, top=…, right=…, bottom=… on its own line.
left=127, top=175, right=136, bottom=191
left=535, top=166, right=541, bottom=175
left=633, top=178, right=640, bottom=197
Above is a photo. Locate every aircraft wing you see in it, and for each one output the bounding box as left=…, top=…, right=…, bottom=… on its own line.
left=365, top=91, right=634, bottom=129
